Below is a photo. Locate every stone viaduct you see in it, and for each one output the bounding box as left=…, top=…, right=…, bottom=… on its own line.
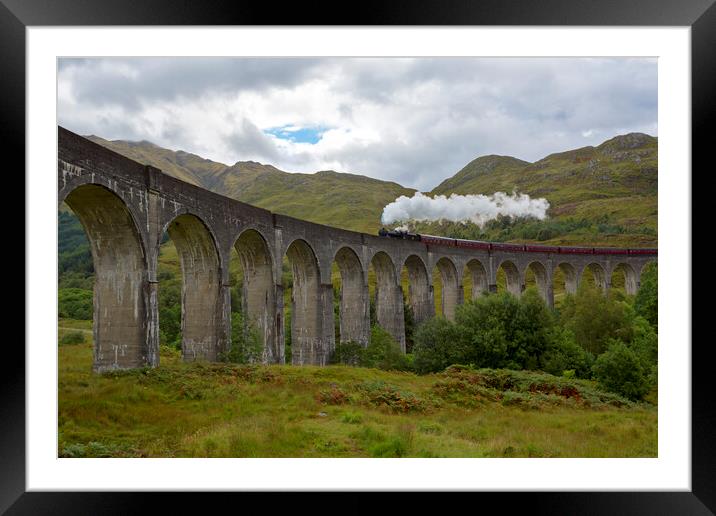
left=57, top=127, right=657, bottom=372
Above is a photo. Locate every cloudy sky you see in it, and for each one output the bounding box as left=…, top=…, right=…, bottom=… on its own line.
left=58, top=57, right=657, bottom=191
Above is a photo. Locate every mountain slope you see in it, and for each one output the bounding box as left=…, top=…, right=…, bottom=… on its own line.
left=85, top=137, right=415, bottom=234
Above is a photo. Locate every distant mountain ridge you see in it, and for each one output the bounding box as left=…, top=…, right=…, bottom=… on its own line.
left=85, top=132, right=657, bottom=244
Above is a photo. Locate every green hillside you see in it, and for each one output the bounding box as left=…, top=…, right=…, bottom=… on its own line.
left=86, top=137, right=414, bottom=235
left=85, top=132, right=656, bottom=245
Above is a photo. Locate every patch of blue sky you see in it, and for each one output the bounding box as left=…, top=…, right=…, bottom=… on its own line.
left=264, top=125, right=328, bottom=144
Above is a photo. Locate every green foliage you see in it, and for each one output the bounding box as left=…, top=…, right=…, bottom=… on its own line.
left=412, top=316, right=465, bottom=374
left=634, top=262, right=658, bottom=330
left=223, top=312, right=263, bottom=364
left=592, top=340, right=652, bottom=401
left=455, top=289, right=555, bottom=370
left=59, top=331, right=86, bottom=346
left=158, top=272, right=182, bottom=349
left=330, top=341, right=365, bottom=366
left=363, top=326, right=410, bottom=371
left=58, top=288, right=93, bottom=320
left=540, top=326, right=594, bottom=379
left=559, top=282, right=634, bottom=355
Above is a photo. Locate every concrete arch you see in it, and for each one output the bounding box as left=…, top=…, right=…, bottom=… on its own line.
left=434, top=257, right=460, bottom=321
left=233, top=228, right=280, bottom=363
left=496, top=259, right=522, bottom=297
left=525, top=261, right=552, bottom=306
left=285, top=239, right=326, bottom=364
left=465, top=259, right=488, bottom=300
left=165, top=213, right=226, bottom=362
left=402, top=254, right=433, bottom=326
left=554, top=262, right=579, bottom=296
left=611, top=262, right=638, bottom=296
left=63, top=183, right=152, bottom=372
left=334, top=247, right=370, bottom=347
left=581, top=262, right=608, bottom=292
left=371, top=251, right=406, bottom=351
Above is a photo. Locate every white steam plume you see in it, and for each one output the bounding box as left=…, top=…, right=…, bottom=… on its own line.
left=380, top=191, right=550, bottom=227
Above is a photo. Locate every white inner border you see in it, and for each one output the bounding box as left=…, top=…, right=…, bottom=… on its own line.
left=27, top=27, right=691, bottom=491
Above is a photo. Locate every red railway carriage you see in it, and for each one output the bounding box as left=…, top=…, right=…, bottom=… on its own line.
left=491, top=242, right=526, bottom=252
left=524, top=245, right=560, bottom=254
left=454, top=239, right=491, bottom=251
left=628, top=248, right=658, bottom=255
left=558, top=246, right=594, bottom=255
left=594, top=247, right=630, bottom=255
left=420, top=234, right=456, bottom=247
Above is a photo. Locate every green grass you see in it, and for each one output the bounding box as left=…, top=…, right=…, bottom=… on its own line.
left=58, top=343, right=657, bottom=458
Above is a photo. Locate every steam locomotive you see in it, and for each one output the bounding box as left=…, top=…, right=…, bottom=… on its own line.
left=377, top=228, right=657, bottom=256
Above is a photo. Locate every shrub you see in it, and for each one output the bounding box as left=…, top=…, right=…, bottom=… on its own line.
left=58, top=288, right=93, bottom=320
left=412, top=316, right=464, bottom=374
left=362, top=326, right=410, bottom=371
left=634, top=262, right=657, bottom=330
left=59, top=331, right=85, bottom=345
left=330, top=341, right=365, bottom=366
left=222, top=312, right=263, bottom=364
left=591, top=339, right=652, bottom=401
left=560, top=282, right=634, bottom=355
left=540, top=326, right=594, bottom=379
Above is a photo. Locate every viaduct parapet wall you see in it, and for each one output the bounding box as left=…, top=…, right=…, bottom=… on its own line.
left=57, top=127, right=657, bottom=372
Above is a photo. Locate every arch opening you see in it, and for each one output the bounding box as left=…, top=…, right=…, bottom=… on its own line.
left=63, top=184, right=149, bottom=372
left=433, top=257, right=460, bottom=321
left=525, top=261, right=551, bottom=306
left=402, top=255, right=432, bottom=326
left=551, top=262, right=578, bottom=308
left=496, top=260, right=522, bottom=297
left=333, top=247, right=369, bottom=347
left=165, top=214, right=224, bottom=362
left=581, top=263, right=607, bottom=292
left=285, top=239, right=324, bottom=365
left=463, top=259, right=488, bottom=301
left=370, top=252, right=405, bottom=351
left=610, top=263, right=638, bottom=297
left=231, top=229, right=279, bottom=363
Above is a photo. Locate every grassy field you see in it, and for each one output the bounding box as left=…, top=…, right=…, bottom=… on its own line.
left=58, top=338, right=657, bottom=458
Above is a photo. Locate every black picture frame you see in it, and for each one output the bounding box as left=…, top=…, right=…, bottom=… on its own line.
left=7, top=0, right=710, bottom=513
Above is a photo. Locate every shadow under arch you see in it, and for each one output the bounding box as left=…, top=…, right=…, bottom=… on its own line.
left=63, top=183, right=151, bottom=372
left=464, top=259, right=488, bottom=300
left=371, top=251, right=405, bottom=351
left=285, top=239, right=325, bottom=364
left=164, top=213, right=225, bottom=362
left=524, top=260, right=551, bottom=306
left=233, top=228, right=280, bottom=363
left=496, top=259, right=522, bottom=297
left=581, top=262, right=608, bottom=292
left=611, top=262, right=638, bottom=296
left=333, top=247, right=370, bottom=347
left=402, top=254, right=433, bottom=326
left=434, top=257, right=459, bottom=321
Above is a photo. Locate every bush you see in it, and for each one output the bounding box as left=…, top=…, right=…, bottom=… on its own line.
left=591, top=339, right=652, bottom=401
left=560, top=282, right=634, bottom=355
left=222, top=312, right=263, bottom=364
left=330, top=341, right=365, bottom=366
left=363, top=326, right=410, bottom=371
left=455, top=289, right=554, bottom=370
left=59, top=331, right=85, bottom=345
left=540, top=326, right=594, bottom=379
left=634, top=262, right=657, bottom=330
left=412, top=316, right=464, bottom=374
left=58, top=288, right=93, bottom=320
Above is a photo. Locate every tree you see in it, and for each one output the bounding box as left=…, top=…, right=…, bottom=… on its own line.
left=592, top=339, right=652, bottom=401
left=634, top=262, right=657, bottom=330
left=560, top=282, right=633, bottom=355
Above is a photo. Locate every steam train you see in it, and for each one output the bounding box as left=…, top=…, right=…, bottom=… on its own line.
left=377, top=228, right=657, bottom=256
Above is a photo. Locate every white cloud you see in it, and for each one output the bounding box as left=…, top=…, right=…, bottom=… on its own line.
left=57, top=57, right=657, bottom=190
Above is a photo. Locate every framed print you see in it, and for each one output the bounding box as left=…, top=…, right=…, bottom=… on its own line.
left=7, top=0, right=711, bottom=513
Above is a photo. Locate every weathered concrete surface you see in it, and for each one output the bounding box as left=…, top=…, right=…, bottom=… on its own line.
left=58, top=126, right=657, bottom=372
